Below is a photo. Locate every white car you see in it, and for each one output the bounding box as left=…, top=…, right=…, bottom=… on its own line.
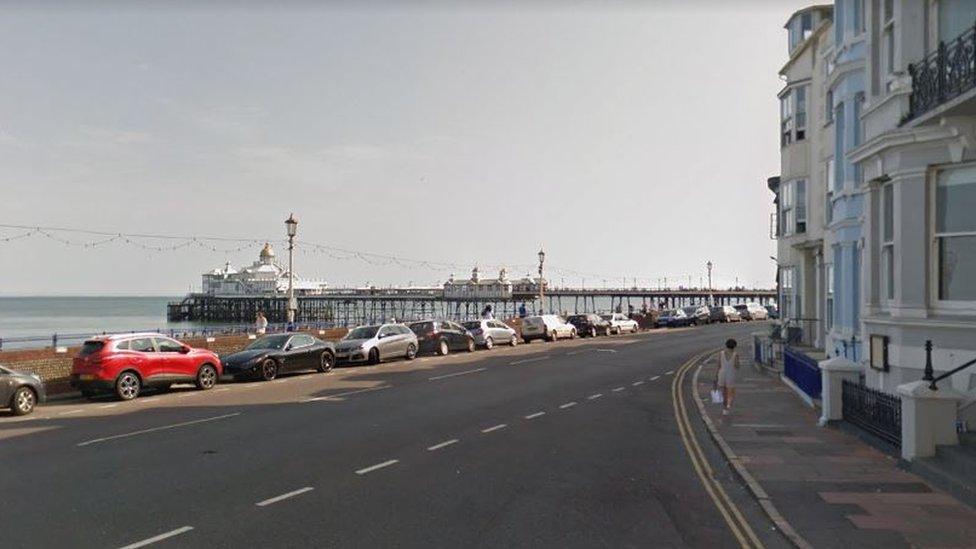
left=521, top=315, right=577, bottom=343
left=745, top=302, right=769, bottom=320
left=601, top=313, right=639, bottom=334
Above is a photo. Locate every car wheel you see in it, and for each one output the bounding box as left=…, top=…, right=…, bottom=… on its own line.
left=484, top=336, right=494, bottom=350
left=11, top=386, right=36, bottom=416
left=115, top=371, right=141, bottom=401
left=604, top=327, right=612, bottom=336
left=406, top=344, right=418, bottom=360
left=368, top=348, right=380, bottom=365
left=466, top=338, right=475, bottom=353
left=589, top=327, right=597, bottom=338
left=196, top=363, right=218, bottom=390
left=438, top=339, right=450, bottom=356
left=510, top=334, right=518, bottom=346
left=318, top=351, right=335, bottom=373
left=570, top=329, right=577, bottom=339
left=548, top=330, right=557, bottom=342
left=260, top=358, right=278, bottom=381
left=633, top=325, right=639, bottom=333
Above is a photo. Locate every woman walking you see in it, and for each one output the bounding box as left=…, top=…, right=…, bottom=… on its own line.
left=716, top=338, right=739, bottom=415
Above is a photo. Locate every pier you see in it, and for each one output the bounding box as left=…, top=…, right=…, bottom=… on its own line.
left=168, top=287, right=777, bottom=325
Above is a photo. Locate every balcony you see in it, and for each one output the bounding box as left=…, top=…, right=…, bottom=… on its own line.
left=905, top=22, right=976, bottom=123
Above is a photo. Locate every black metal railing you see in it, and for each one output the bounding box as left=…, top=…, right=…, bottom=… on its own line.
left=905, top=21, right=976, bottom=122
left=842, top=379, right=902, bottom=446
left=921, top=340, right=976, bottom=391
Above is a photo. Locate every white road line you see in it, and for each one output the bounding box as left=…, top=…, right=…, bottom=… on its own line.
left=58, top=409, right=82, bottom=416
left=356, top=459, right=399, bottom=475
left=140, top=397, right=160, bottom=403
left=428, top=368, right=486, bottom=381
left=510, top=356, right=549, bottom=365
left=524, top=412, right=546, bottom=420
left=587, top=393, right=603, bottom=400
left=565, top=350, right=589, bottom=356
left=650, top=375, right=661, bottom=381
left=118, top=526, right=194, bottom=549
left=559, top=402, right=578, bottom=409
left=595, top=349, right=618, bottom=353
left=427, top=439, right=460, bottom=451
left=213, top=387, right=229, bottom=393
left=481, top=423, right=507, bottom=433
left=612, top=387, right=625, bottom=392
left=77, top=413, right=241, bottom=447
left=632, top=381, right=645, bottom=386
left=665, top=370, right=675, bottom=375
left=99, top=403, right=119, bottom=409
left=302, top=385, right=392, bottom=402
left=255, top=486, right=314, bottom=507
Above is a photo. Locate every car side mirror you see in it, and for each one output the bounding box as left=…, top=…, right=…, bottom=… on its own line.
left=285, top=344, right=293, bottom=351
left=180, top=346, right=191, bottom=354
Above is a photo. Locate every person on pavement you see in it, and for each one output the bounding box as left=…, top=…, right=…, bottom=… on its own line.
left=481, top=304, right=494, bottom=319
left=255, top=311, right=268, bottom=335
left=717, top=338, right=739, bottom=415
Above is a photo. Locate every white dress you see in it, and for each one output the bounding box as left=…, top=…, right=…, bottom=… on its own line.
left=717, top=350, right=738, bottom=388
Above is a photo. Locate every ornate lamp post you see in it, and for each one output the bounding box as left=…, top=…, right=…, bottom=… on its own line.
left=707, top=260, right=713, bottom=305
left=537, top=248, right=545, bottom=313
left=285, top=213, right=298, bottom=324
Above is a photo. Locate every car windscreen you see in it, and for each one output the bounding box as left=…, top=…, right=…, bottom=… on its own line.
left=461, top=321, right=481, bottom=330
left=600, top=315, right=612, bottom=320
left=346, top=326, right=380, bottom=340
left=79, top=341, right=105, bottom=356
left=245, top=335, right=290, bottom=350
left=567, top=316, right=585, bottom=322
left=410, top=322, right=435, bottom=335
left=682, top=307, right=697, bottom=315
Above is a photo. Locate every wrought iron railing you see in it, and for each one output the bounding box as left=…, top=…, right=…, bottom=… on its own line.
left=921, top=340, right=976, bottom=391
left=842, top=379, right=902, bottom=447
left=784, top=346, right=822, bottom=399
left=905, top=21, right=976, bottom=122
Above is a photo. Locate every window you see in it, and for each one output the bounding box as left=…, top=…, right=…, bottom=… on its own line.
left=854, top=0, right=865, bottom=34
left=156, top=338, right=184, bottom=353
left=779, top=179, right=807, bottom=236
left=936, top=166, right=976, bottom=301
left=796, top=87, right=807, bottom=141
left=938, top=1, right=976, bottom=44
left=130, top=338, right=155, bottom=353
left=881, top=184, right=895, bottom=300
left=781, top=181, right=795, bottom=236
left=781, top=92, right=794, bottom=147
left=883, top=0, right=895, bottom=83
left=780, top=267, right=797, bottom=320
left=826, top=190, right=834, bottom=224
left=835, top=102, right=845, bottom=190
left=796, top=179, right=807, bottom=233
left=825, top=90, right=834, bottom=123
left=854, top=94, right=864, bottom=184
left=825, top=263, right=835, bottom=331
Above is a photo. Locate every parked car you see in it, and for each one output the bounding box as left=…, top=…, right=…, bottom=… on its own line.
left=709, top=306, right=742, bottom=323
left=521, top=315, right=577, bottom=342
left=733, top=304, right=752, bottom=320
left=567, top=314, right=612, bottom=337
left=461, top=319, right=518, bottom=349
left=734, top=302, right=769, bottom=321
left=70, top=333, right=222, bottom=401
left=765, top=304, right=780, bottom=319
left=221, top=333, right=335, bottom=381
left=654, top=310, right=678, bottom=328
left=0, top=364, right=45, bottom=416
left=410, top=320, right=476, bottom=355
left=664, top=309, right=695, bottom=328
left=682, top=306, right=711, bottom=325
left=601, top=313, right=640, bottom=334
left=335, top=323, right=418, bottom=364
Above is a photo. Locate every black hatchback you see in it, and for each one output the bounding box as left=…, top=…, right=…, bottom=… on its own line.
left=409, top=320, right=476, bottom=355
left=567, top=314, right=612, bottom=337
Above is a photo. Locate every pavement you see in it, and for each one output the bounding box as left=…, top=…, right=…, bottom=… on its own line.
left=1, top=322, right=790, bottom=549
left=695, top=354, right=976, bottom=548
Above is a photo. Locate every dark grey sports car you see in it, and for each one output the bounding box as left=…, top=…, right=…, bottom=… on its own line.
left=221, top=333, right=335, bottom=381
left=1, top=364, right=45, bottom=416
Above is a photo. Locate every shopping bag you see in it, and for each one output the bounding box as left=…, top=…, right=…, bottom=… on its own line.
left=710, top=389, right=724, bottom=404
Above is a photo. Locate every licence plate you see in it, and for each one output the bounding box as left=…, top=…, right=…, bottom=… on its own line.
left=78, top=374, right=95, bottom=381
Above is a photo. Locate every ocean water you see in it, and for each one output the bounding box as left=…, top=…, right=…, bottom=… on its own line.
left=0, top=296, right=200, bottom=346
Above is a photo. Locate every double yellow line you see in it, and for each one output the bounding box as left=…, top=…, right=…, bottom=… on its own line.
left=671, top=350, right=764, bottom=549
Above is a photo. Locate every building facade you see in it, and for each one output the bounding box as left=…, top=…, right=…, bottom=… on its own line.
left=443, top=266, right=543, bottom=300
left=774, top=1, right=976, bottom=420
left=201, top=243, right=328, bottom=296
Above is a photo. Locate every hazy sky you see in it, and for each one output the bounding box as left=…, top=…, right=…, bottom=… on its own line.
left=0, top=1, right=812, bottom=295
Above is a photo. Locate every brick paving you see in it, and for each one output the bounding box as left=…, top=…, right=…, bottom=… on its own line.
left=697, top=355, right=976, bottom=548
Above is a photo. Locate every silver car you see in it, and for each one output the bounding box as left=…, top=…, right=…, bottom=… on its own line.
left=1, top=364, right=45, bottom=416
left=461, top=319, right=518, bottom=349
left=335, top=324, right=418, bottom=364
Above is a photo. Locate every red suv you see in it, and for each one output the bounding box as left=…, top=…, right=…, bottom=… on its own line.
left=70, top=333, right=222, bottom=401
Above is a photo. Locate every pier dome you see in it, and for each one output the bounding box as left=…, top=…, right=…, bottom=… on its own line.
left=259, top=242, right=276, bottom=263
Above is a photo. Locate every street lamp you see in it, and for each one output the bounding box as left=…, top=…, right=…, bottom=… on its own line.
left=285, top=213, right=298, bottom=324
left=537, top=248, right=545, bottom=313
left=706, top=260, right=714, bottom=305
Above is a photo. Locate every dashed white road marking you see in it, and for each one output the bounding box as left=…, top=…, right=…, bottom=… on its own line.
left=255, top=486, right=314, bottom=507
left=665, top=370, right=675, bottom=375
left=510, top=356, right=549, bottom=365
left=428, top=368, right=486, bottom=381
left=632, top=381, right=645, bottom=386
left=524, top=411, right=546, bottom=420
left=118, top=526, right=194, bottom=549
left=58, top=409, right=82, bottom=416
left=427, top=439, right=459, bottom=451
left=140, top=397, right=160, bottom=403
left=213, top=388, right=230, bottom=393
left=595, top=349, right=618, bottom=353
left=612, top=387, right=625, bottom=392
left=99, top=403, right=119, bottom=409
left=650, top=376, right=661, bottom=381
left=302, top=385, right=392, bottom=402
left=77, top=412, right=241, bottom=447
left=481, top=423, right=507, bottom=433
left=587, top=393, right=603, bottom=400
left=356, top=459, right=399, bottom=475
left=559, top=402, right=578, bottom=409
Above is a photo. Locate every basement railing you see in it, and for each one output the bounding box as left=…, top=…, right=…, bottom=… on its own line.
left=922, top=340, right=976, bottom=391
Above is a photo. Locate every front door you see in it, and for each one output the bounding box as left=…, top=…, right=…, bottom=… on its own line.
left=154, top=337, right=190, bottom=381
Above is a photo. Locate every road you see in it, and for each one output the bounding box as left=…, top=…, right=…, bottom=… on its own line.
left=0, top=322, right=789, bottom=548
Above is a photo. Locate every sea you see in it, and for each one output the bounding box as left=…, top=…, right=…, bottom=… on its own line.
left=0, top=296, right=202, bottom=348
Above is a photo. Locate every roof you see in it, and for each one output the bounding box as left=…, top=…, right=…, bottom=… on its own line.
left=782, top=4, right=832, bottom=29
left=88, top=332, right=167, bottom=341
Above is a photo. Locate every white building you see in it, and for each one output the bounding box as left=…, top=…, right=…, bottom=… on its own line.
left=201, top=243, right=328, bottom=296
left=443, top=266, right=543, bottom=300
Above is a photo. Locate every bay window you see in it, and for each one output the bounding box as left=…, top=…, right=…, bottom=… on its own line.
left=936, top=166, right=976, bottom=301
left=780, top=179, right=807, bottom=236
left=780, top=86, right=808, bottom=146
left=780, top=267, right=797, bottom=321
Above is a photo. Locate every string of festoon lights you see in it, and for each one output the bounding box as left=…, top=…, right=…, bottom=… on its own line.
left=0, top=223, right=745, bottom=288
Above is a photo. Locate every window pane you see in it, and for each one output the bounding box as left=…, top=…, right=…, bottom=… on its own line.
left=883, top=185, right=894, bottom=241
left=939, top=235, right=976, bottom=300
left=796, top=180, right=807, bottom=222
left=883, top=246, right=894, bottom=300
left=937, top=168, right=976, bottom=233
left=939, top=0, right=976, bottom=43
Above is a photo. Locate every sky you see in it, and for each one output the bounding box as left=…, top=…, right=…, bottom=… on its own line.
left=0, top=0, right=814, bottom=295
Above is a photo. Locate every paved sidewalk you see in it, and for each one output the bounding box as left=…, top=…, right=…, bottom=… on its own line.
left=695, top=355, right=976, bottom=548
